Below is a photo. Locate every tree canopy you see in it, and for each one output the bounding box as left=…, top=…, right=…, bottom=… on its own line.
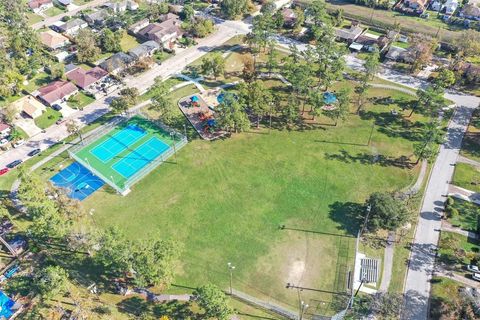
left=364, top=192, right=409, bottom=232
left=193, top=284, right=233, bottom=320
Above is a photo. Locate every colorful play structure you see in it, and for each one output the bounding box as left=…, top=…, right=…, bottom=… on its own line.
left=188, top=96, right=218, bottom=133
left=321, top=92, right=338, bottom=111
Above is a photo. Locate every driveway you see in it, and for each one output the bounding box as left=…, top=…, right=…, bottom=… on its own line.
left=58, top=103, right=76, bottom=118
left=14, top=118, right=41, bottom=137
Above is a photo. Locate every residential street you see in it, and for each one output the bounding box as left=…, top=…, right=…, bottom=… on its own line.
left=0, top=21, right=249, bottom=169
left=31, top=0, right=111, bottom=30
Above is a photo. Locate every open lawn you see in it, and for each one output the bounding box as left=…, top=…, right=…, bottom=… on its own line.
left=453, top=163, right=480, bottom=193
left=461, top=109, right=480, bottom=162
left=438, top=231, right=479, bottom=266
left=24, top=72, right=52, bottom=93
left=448, top=198, right=480, bottom=232
left=34, top=108, right=62, bottom=129
left=27, top=12, right=44, bottom=25
left=120, top=33, right=141, bottom=52
left=68, top=92, right=95, bottom=110
left=71, top=81, right=426, bottom=315
left=429, top=277, right=463, bottom=319
left=44, top=6, right=66, bottom=17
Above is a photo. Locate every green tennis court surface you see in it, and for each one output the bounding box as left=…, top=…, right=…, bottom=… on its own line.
left=73, top=116, right=176, bottom=191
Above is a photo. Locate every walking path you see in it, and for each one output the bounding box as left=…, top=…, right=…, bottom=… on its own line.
left=441, top=220, right=478, bottom=239
left=231, top=289, right=297, bottom=320
left=380, top=232, right=396, bottom=292
left=369, top=83, right=417, bottom=96
left=448, top=184, right=480, bottom=205
left=435, top=267, right=480, bottom=289
left=175, top=74, right=206, bottom=93
left=458, top=155, right=480, bottom=168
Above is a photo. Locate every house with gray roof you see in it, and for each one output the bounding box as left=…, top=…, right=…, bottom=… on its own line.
left=99, top=52, right=135, bottom=75
left=84, top=9, right=110, bottom=27
left=56, top=18, right=88, bottom=36
left=128, top=41, right=161, bottom=60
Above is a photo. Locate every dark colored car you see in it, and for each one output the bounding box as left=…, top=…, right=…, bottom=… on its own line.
left=52, top=104, right=62, bottom=111
left=0, top=168, right=9, bottom=176
left=27, top=148, right=41, bottom=157
left=6, top=160, right=22, bottom=168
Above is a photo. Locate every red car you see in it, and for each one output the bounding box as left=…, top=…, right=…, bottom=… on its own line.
left=0, top=168, right=9, bottom=176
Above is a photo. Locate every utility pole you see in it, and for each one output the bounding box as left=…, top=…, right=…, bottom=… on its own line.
left=227, top=262, right=235, bottom=295
left=359, top=205, right=372, bottom=237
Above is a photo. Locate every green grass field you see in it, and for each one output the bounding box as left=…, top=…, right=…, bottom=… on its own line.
left=74, top=83, right=423, bottom=314
left=449, top=198, right=480, bottom=232
left=74, top=116, right=175, bottom=190
left=34, top=108, right=62, bottom=129
left=453, top=163, right=480, bottom=193
left=68, top=92, right=95, bottom=110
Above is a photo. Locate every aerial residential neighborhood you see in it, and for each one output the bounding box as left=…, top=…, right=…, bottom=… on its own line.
left=0, top=0, right=479, bottom=319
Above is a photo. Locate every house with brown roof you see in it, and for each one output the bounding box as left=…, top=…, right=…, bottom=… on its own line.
left=11, top=96, right=46, bottom=119
left=37, top=81, right=78, bottom=106
left=39, top=30, right=70, bottom=51
left=137, top=13, right=183, bottom=48
left=397, top=0, right=430, bottom=14
left=65, top=66, right=108, bottom=90
left=281, top=8, right=297, bottom=27
left=350, top=33, right=390, bottom=52
left=28, top=0, right=53, bottom=13
left=0, top=123, right=11, bottom=138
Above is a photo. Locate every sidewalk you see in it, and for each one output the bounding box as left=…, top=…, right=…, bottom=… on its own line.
left=448, top=184, right=480, bottom=206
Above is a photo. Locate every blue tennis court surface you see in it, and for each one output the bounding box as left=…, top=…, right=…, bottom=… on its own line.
left=91, top=124, right=146, bottom=162
left=50, top=162, right=105, bottom=201
left=112, top=137, right=170, bottom=178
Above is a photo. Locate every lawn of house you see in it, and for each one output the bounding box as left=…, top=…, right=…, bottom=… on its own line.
left=448, top=198, right=480, bottom=232
left=24, top=72, right=52, bottom=93
left=68, top=92, right=95, bottom=110
left=120, top=33, right=142, bottom=52
left=453, top=163, right=480, bottom=193
left=34, top=108, right=62, bottom=129
left=27, top=12, right=44, bottom=25
left=44, top=6, right=66, bottom=17
left=438, top=231, right=479, bottom=266
left=461, top=109, right=480, bottom=163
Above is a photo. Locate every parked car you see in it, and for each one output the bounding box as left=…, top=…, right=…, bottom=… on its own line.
left=0, top=139, right=8, bottom=147
left=27, top=148, right=41, bottom=157
left=467, top=265, right=480, bottom=273
left=6, top=160, right=22, bottom=168
left=56, top=118, right=65, bottom=125
left=12, top=140, right=24, bottom=148
left=52, top=104, right=62, bottom=111
left=472, top=273, right=480, bottom=282
left=0, top=168, right=9, bottom=176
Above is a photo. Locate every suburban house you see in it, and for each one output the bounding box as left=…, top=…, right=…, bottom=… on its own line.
left=0, top=123, right=11, bottom=138
left=137, top=13, right=183, bottom=48
left=65, top=66, right=109, bottom=91
left=398, top=0, right=429, bottom=14
left=57, top=0, right=73, bottom=7
left=385, top=46, right=408, bottom=61
left=54, top=18, right=88, bottom=36
left=281, top=8, right=297, bottom=27
left=11, top=96, right=46, bottom=119
left=334, top=23, right=364, bottom=43
left=431, top=0, right=458, bottom=14
left=84, top=9, right=110, bottom=27
left=459, top=3, right=480, bottom=20
left=349, top=33, right=390, bottom=52
left=128, top=18, right=150, bottom=34
left=39, top=30, right=70, bottom=51
left=36, top=80, right=78, bottom=106
left=128, top=41, right=161, bottom=60
left=104, top=0, right=139, bottom=12
left=99, top=52, right=135, bottom=75
left=28, top=0, right=53, bottom=14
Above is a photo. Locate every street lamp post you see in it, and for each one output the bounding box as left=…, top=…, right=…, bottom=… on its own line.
left=359, top=204, right=372, bottom=237
left=299, top=300, right=309, bottom=320
left=227, top=262, right=235, bottom=295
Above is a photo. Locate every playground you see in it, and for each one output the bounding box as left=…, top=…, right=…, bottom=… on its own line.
left=69, top=115, right=186, bottom=194
left=178, top=94, right=226, bottom=140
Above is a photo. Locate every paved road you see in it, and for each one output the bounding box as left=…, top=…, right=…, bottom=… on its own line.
left=31, top=0, right=110, bottom=30
left=0, top=21, right=249, bottom=169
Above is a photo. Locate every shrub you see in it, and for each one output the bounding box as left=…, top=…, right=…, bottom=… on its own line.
left=446, top=196, right=454, bottom=206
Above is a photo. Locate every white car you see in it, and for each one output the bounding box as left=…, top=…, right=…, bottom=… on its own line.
left=0, top=139, right=8, bottom=146
left=467, top=265, right=480, bottom=273
left=12, top=140, right=24, bottom=148
left=472, top=273, right=480, bottom=282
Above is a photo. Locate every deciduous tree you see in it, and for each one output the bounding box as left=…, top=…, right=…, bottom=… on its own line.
left=364, top=192, right=409, bottom=232
left=193, top=284, right=233, bottom=320
left=76, top=28, right=101, bottom=64
left=34, top=266, right=69, bottom=300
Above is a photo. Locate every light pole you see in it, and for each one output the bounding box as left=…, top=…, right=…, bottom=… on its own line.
left=227, top=262, right=235, bottom=295
left=359, top=204, right=372, bottom=237
left=299, top=300, right=309, bottom=320
left=170, top=131, right=177, bottom=163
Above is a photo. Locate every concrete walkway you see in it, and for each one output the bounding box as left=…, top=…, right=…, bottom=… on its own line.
left=435, top=267, right=480, bottom=289
left=458, top=155, right=480, bottom=168
left=380, top=231, right=396, bottom=292
left=176, top=74, right=206, bottom=93
left=448, top=184, right=480, bottom=206
left=441, top=220, right=478, bottom=240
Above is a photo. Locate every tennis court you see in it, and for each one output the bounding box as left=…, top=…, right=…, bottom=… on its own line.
left=91, top=124, right=146, bottom=163
left=50, top=162, right=105, bottom=201
left=71, top=116, right=187, bottom=194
